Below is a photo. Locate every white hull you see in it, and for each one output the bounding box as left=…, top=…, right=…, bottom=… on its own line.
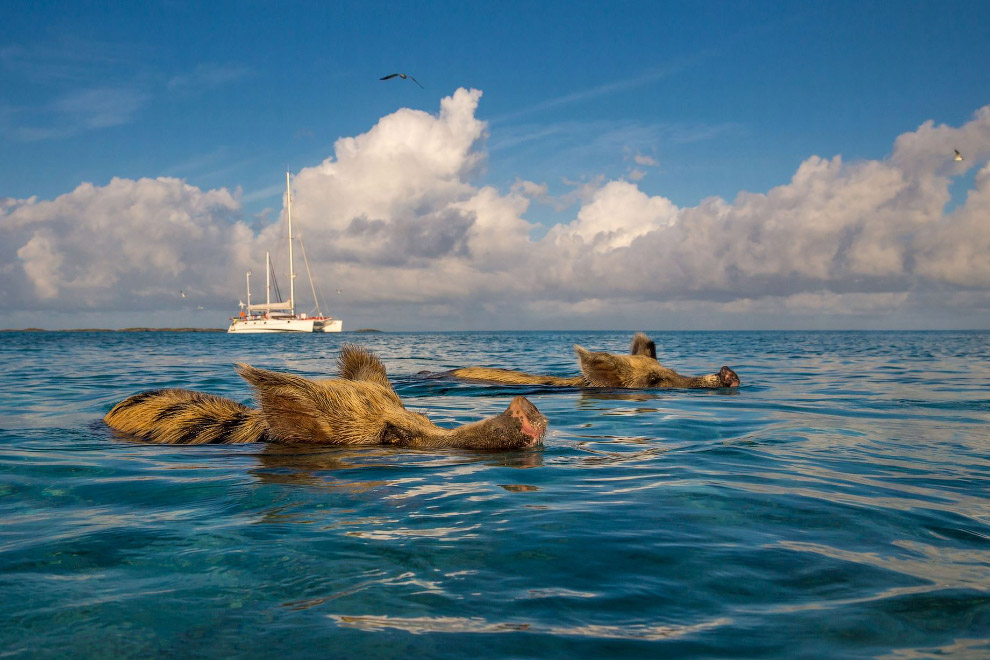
left=227, top=317, right=342, bottom=333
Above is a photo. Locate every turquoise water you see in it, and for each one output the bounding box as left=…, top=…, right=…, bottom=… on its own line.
left=1, top=330, right=989, bottom=658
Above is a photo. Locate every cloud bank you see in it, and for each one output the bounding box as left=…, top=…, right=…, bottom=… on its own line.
left=2, top=89, right=989, bottom=329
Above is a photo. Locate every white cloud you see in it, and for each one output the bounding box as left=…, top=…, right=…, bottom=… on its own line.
left=914, top=160, right=990, bottom=286
left=549, top=180, right=677, bottom=252
left=290, top=88, right=487, bottom=237
left=2, top=178, right=247, bottom=309
left=3, top=92, right=990, bottom=329
left=891, top=107, right=990, bottom=178
left=16, top=231, right=62, bottom=299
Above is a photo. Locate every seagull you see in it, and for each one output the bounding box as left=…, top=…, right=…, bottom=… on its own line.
left=180, top=290, right=187, bottom=298
left=954, top=149, right=964, bottom=162
left=380, top=73, right=424, bottom=88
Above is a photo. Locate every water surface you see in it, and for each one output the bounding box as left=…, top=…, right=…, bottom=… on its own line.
left=1, top=331, right=989, bottom=658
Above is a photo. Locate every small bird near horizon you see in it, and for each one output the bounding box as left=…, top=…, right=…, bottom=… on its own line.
left=380, top=73, right=423, bottom=88
left=954, top=149, right=964, bottom=161
left=180, top=290, right=187, bottom=298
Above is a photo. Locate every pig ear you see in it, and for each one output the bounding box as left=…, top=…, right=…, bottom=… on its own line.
left=629, top=333, right=657, bottom=359
left=336, top=345, right=403, bottom=406
left=235, top=364, right=333, bottom=443
left=574, top=346, right=624, bottom=387
left=337, top=344, right=391, bottom=390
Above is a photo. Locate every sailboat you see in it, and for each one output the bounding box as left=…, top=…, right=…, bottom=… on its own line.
left=227, top=173, right=343, bottom=333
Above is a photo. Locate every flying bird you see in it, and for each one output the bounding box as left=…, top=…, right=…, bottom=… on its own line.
left=954, top=149, right=964, bottom=161
left=180, top=290, right=187, bottom=298
left=380, top=73, right=423, bottom=88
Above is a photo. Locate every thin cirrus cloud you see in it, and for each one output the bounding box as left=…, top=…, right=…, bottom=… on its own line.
left=0, top=39, right=141, bottom=84
left=1, top=88, right=989, bottom=328
left=2, top=47, right=247, bottom=142
left=166, top=63, right=251, bottom=95
left=0, top=38, right=154, bottom=141
left=3, top=86, right=151, bottom=142
left=489, top=52, right=714, bottom=125
left=53, top=87, right=151, bottom=130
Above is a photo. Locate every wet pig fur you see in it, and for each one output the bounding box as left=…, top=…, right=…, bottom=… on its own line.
left=450, top=333, right=740, bottom=389
left=105, top=345, right=547, bottom=450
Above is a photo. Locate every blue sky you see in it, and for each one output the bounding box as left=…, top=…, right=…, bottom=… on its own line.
left=2, top=1, right=989, bottom=330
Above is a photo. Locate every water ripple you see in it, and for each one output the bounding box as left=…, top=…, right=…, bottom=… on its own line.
left=2, top=330, right=989, bottom=657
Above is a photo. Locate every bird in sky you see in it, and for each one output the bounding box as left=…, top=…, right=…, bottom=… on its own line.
left=180, top=290, right=187, bottom=298
left=954, top=149, right=964, bottom=161
left=380, top=73, right=423, bottom=88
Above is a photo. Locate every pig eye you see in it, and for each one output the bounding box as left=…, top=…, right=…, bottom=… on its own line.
left=647, top=373, right=663, bottom=387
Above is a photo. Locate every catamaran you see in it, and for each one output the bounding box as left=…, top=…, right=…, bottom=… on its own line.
left=227, top=173, right=343, bottom=333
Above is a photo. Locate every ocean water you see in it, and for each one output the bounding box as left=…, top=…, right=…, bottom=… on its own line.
left=1, top=330, right=989, bottom=658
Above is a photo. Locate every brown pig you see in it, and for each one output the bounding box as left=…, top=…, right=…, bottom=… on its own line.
left=105, top=345, right=547, bottom=450
left=450, top=333, right=740, bottom=390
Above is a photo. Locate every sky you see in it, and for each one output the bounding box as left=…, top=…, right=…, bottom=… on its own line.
left=2, top=0, right=989, bottom=331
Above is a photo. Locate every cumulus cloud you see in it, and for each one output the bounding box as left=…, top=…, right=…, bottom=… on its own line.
left=1, top=178, right=248, bottom=309
left=914, top=160, right=990, bottom=286
left=284, top=88, right=536, bottom=294
left=291, top=88, right=487, bottom=230
left=3, top=89, right=990, bottom=328
left=550, top=180, right=678, bottom=252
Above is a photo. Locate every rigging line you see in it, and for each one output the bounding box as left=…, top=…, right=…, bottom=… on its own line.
left=313, top=276, right=329, bottom=317
left=303, top=230, right=330, bottom=316
left=270, top=257, right=283, bottom=304
left=296, top=230, right=323, bottom=317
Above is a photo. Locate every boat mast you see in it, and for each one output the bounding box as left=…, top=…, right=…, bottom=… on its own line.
left=265, top=252, right=271, bottom=309
left=286, top=171, right=295, bottom=317
left=246, top=270, right=251, bottom=311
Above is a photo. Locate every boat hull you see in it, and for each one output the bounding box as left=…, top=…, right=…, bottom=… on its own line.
left=228, top=318, right=315, bottom=333
left=227, top=316, right=343, bottom=333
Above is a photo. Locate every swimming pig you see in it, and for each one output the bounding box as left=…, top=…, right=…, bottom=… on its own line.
left=105, top=345, right=547, bottom=450
left=450, top=333, right=740, bottom=389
